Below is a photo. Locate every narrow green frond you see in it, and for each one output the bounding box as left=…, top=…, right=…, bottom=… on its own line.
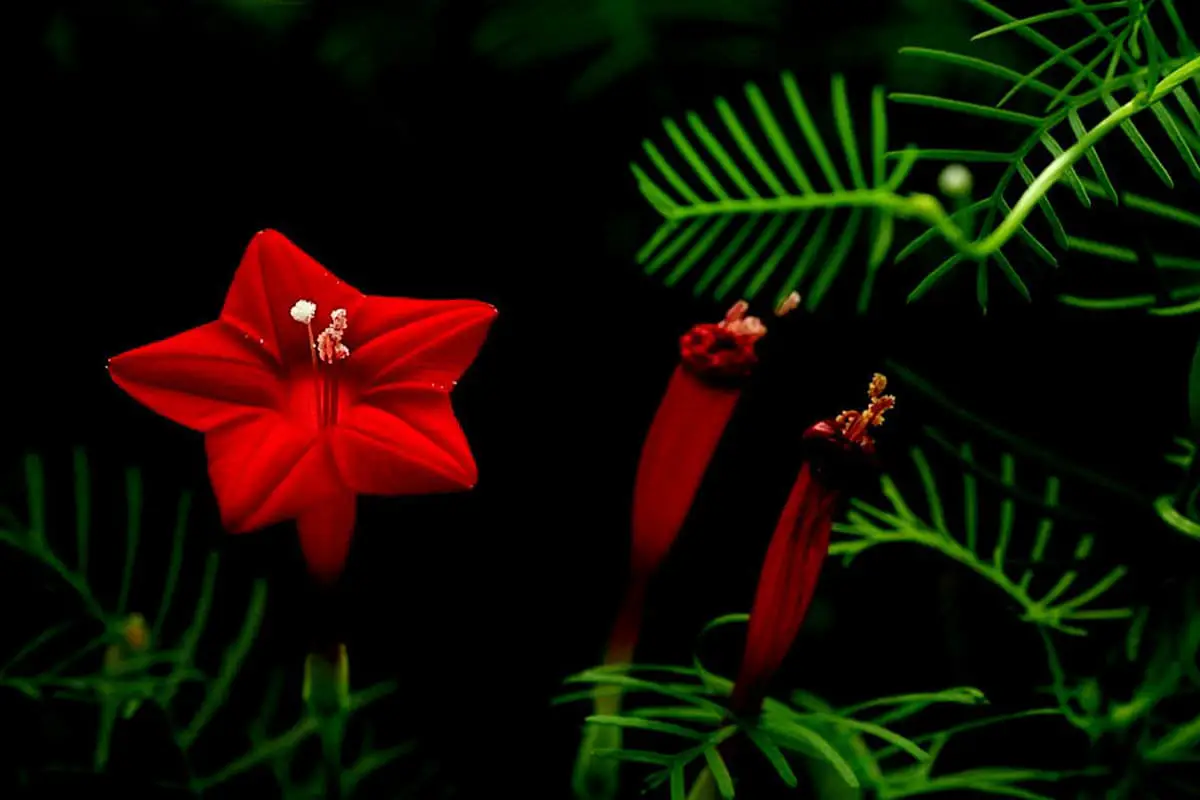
left=971, top=2, right=1129, bottom=41
left=887, top=148, right=1013, bottom=162
left=1172, top=87, right=1200, bottom=137
left=899, top=47, right=1058, bottom=96
left=832, top=75, right=867, bottom=189
left=782, top=71, right=844, bottom=191
left=665, top=118, right=729, bottom=200
left=636, top=220, right=680, bottom=265
left=834, top=432, right=1131, bottom=635
left=715, top=214, right=788, bottom=300
left=895, top=199, right=990, bottom=263
left=1043, top=26, right=1131, bottom=111
left=703, top=747, right=736, bottom=799
left=806, top=209, right=863, bottom=310
left=993, top=249, right=1032, bottom=301
left=1039, top=133, right=1091, bottom=207
left=1161, top=0, right=1196, bottom=56
left=998, top=199, right=1057, bottom=267
left=1103, top=94, right=1175, bottom=187
left=889, top=93, right=1045, bottom=126
left=630, top=72, right=904, bottom=310
left=1150, top=103, right=1200, bottom=182
left=716, top=97, right=786, bottom=195
left=996, top=18, right=1127, bottom=108
left=746, top=82, right=815, bottom=193
left=665, top=216, right=733, bottom=286
left=777, top=210, right=833, bottom=304
left=1015, top=160, right=1068, bottom=247
left=746, top=213, right=810, bottom=298
left=117, top=468, right=142, bottom=616
left=642, top=141, right=702, bottom=205
left=908, top=253, right=965, bottom=303
left=687, top=112, right=759, bottom=198
left=1068, top=111, right=1118, bottom=202
left=644, top=219, right=708, bottom=275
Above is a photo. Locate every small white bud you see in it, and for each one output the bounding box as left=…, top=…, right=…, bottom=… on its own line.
left=290, top=300, right=317, bottom=325
left=938, top=164, right=974, bottom=198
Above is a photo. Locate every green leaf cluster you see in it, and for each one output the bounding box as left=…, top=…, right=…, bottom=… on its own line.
left=626, top=0, right=1200, bottom=312
left=832, top=428, right=1132, bottom=636
left=558, top=656, right=1069, bottom=799
left=0, top=450, right=412, bottom=797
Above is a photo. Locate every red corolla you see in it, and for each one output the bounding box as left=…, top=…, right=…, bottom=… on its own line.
left=109, top=229, right=496, bottom=583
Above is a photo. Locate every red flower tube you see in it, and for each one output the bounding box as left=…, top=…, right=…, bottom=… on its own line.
left=730, top=373, right=895, bottom=715
left=606, top=299, right=781, bottom=667
left=576, top=299, right=793, bottom=800
left=108, top=229, right=496, bottom=585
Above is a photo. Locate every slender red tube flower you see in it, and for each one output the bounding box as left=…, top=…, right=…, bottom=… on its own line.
left=108, top=229, right=496, bottom=584
left=730, top=373, right=895, bottom=714
left=604, top=299, right=784, bottom=667
left=575, top=300, right=791, bottom=800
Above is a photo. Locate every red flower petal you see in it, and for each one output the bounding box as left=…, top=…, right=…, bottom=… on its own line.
left=732, top=463, right=838, bottom=712
left=205, top=414, right=344, bottom=532
left=108, top=321, right=281, bottom=432
left=631, top=367, right=740, bottom=576
left=329, top=395, right=477, bottom=495
left=220, top=230, right=365, bottom=368
left=297, top=488, right=356, bottom=585
left=349, top=296, right=497, bottom=392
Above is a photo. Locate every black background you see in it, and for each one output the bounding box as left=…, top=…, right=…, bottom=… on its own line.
left=6, top=1, right=1199, bottom=797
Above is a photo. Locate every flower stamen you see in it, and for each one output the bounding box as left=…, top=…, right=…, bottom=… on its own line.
left=775, top=292, right=801, bottom=317
left=837, top=373, right=896, bottom=447
left=291, top=301, right=351, bottom=428
left=720, top=300, right=767, bottom=340
left=316, top=309, right=350, bottom=427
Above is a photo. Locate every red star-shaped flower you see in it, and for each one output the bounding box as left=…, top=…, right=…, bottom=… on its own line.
left=108, top=229, right=496, bottom=583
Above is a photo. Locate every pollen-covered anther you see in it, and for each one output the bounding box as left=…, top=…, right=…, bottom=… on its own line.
left=839, top=374, right=896, bottom=444
left=316, top=309, right=351, bottom=363
left=290, top=299, right=317, bottom=325
left=775, top=292, right=801, bottom=317
left=719, top=300, right=767, bottom=340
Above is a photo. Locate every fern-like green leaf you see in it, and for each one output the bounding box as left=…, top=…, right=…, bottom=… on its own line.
left=831, top=431, right=1132, bottom=636
left=894, top=0, right=1200, bottom=306
left=632, top=72, right=913, bottom=312
left=0, top=451, right=273, bottom=784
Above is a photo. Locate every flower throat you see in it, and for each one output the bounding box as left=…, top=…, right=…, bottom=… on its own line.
left=290, top=300, right=350, bottom=428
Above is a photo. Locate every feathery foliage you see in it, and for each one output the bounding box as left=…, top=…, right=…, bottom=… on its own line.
left=625, top=0, right=1200, bottom=311
left=0, top=450, right=409, bottom=796
left=1038, top=585, right=1200, bottom=797
left=895, top=0, right=1200, bottom=310
left=632, top=73, right=917, bottom=313
left=1156, top=435, right=1199, bottom=539
left=831, top=429, right=1133, bottom=636
left=558, top=613, right=1073, bottom=799
left=0, top=449, right=263, bottom=775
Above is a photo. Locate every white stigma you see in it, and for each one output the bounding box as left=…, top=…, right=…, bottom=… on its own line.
left=290, top=299, right=317, bottom=325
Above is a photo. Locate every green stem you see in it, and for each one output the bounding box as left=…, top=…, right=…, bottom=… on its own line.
left=320, top=717, right=344, bottom=800
left=663, top=56, right=1200, bottom=262
left=0, top=532, right=107, bottom=620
